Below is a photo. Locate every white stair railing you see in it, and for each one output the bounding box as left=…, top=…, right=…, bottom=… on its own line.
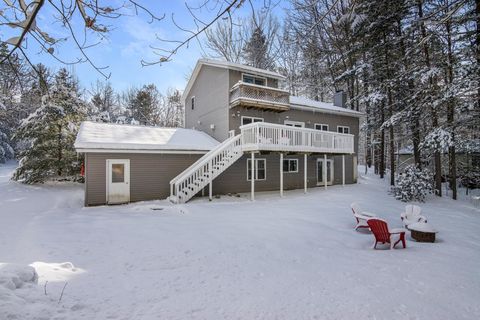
left=169, top=132, right=243, bottom=203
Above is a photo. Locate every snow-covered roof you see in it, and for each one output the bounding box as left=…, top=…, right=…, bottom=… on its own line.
left=182, top=59, right=286, bottom=104
left=198, top=59, right=286, bottom=79
left=289, top=96, right=364, bottom=117
left=74, top=122, right=220, bottom=153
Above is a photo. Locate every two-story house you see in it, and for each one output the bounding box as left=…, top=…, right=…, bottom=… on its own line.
left=75, top=59, right=362, bottom=206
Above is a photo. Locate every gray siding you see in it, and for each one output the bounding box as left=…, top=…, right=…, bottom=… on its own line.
left=84, top=153, right=203, bottom=206
left=229, top=106, right=360, bottom=153
left=184, top=65, right=230, bottom=141
left=212, top=153, right=355, bottom=195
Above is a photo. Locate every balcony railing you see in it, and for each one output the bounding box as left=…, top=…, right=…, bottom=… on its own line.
left=240, top=122, right=354, bottom=154
left=229, top=81, right=290, bottom=111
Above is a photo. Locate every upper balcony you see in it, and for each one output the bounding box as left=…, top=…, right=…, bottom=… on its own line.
left=229, top=81, right=290, bottom=112
left=240, top=122, right=354, bottom=154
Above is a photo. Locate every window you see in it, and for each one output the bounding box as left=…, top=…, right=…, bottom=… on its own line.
left=247, top=159, right=266, bottom=181
left=283, top=159, right=298, bottom=173
left=191, top=96, right=195, bottom=110
left=284, top=120, right=305, bottom=128
left=241, top=116, right=264, bottom=126
left=242, top=74, right=266, bottom=86
left=337, top=126, right=350, bottom=134
left=111, top=164, right=125, bottom=183
left=315, top=123, right=329, bottom=131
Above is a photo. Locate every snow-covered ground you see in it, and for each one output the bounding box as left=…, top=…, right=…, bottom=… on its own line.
left=1, top=161, right=480, bottom=320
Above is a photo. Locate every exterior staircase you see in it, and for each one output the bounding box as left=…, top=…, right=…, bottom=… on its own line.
left=169, top=132, right=243, bottom=203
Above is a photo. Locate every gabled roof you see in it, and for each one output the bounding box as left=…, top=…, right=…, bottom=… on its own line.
left=74, top=121, right=219, bottom=153
left=289, top=96, right=364, bottom=118
left=182, top=59, right=286, bottom=103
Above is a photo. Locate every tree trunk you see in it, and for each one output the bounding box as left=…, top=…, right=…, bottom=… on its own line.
left=397, top=18, right=421, bottom=169
left=383, top=30, right=395, bottom=186
left=380, top=102, right=385, bottom=179
left=413, top=118, right=421, bottom=169
left=445, top=1, right=457, bottom=199
left=477, top=0, right=480, bottom=111
left=418, top=0, right=442, bottom=196
left=57, top=124, right=62, bottom=176
left=389, top=89, right=395, bottom=186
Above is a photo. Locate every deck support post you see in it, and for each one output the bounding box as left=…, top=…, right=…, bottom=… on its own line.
left=324, top=154, right=328, bottom=190
left=304, top=154, right=307, bottom=193
left=209, top=162, right=213, bottom=201
left=342, top=155, right=345, bottom=187
left=251, top=151, right=255, bottom=201
left=280, top=153, right=284, bottom=197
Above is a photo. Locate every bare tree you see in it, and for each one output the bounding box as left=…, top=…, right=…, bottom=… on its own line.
left=0, top=1, right=270, bottom=76
left=0, top=0, right=164, bottom=77
left=204, top=17, right=247, bottom=62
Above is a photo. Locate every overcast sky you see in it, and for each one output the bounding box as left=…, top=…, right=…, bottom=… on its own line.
left=16, top=1, right=288, bottom=95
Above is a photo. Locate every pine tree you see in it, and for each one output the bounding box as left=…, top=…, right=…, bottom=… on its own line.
left=128, top=84, right=160, bottom=126
left=13, top=68, right=86, bottom=183
left=0, top=98, right=14, bottom=163
left=243, top=26, right=272, bottom=70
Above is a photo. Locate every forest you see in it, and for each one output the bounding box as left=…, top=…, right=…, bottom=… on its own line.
left=0, top=0, right=479, bottom=201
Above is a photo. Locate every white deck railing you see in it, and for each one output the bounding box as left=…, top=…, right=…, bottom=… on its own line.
left=229, top=81, right=290, bottom=110
left=169, top=132, right=242, bottom=203
left=240, top=122, right=354, bottom=154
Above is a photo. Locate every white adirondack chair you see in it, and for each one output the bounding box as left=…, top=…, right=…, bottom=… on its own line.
left=350, top=202, right=377, bottom=230
left=400, top=205, right=427, bottom=228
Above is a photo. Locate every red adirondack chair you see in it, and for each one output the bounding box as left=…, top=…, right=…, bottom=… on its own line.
left=367, top=218, right=407, bottom=249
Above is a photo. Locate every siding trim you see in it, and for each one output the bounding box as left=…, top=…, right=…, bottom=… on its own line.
left=77, top=149, right=209, bottom=154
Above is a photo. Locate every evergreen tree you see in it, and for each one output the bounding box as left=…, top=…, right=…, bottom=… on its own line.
left=128, top=84, right=160, bottom=126
left=243, top=26, right=273, bottom=70
left=13, top=68, right=87, bottom=183
left=0, top=98, right=14, bottom=163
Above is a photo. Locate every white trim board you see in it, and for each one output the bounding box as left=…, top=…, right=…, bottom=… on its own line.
left=76, top=149, right=209, bottom=154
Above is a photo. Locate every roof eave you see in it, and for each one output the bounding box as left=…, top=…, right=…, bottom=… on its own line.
left=290, top=103, right=364, bottom=118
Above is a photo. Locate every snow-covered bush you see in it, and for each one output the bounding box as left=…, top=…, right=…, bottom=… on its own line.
left=393, top=165, right=433, bottom=202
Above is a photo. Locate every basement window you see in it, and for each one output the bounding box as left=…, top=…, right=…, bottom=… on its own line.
left=283, top=159, right=298, bottom=173
left=247, top=159, right=266, bottom=181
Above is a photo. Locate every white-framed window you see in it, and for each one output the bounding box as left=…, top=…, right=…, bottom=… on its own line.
left=247, top=158, right=266, bottom=181
left=191, top=96, right=195, bottom=110
left=242, top=73, right=267, bottom=86
left=284, top=120, right=305, bottom=128
left=241, top=116, right=264, bottom=126
left=283, top=159, right=298, bottom=173
left=314, top=123, right=329, bottom=131
left=337, top=126, right=350, bottom=134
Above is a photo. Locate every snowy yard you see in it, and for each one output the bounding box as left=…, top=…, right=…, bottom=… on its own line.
left=1, top=162, right=480, bottom=320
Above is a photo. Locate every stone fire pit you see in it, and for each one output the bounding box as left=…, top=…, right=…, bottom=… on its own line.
left=408, top=222, right=438, bottom=243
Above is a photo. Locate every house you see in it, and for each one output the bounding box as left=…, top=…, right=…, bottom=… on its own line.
left=75, top=59, right=363, bottom=206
